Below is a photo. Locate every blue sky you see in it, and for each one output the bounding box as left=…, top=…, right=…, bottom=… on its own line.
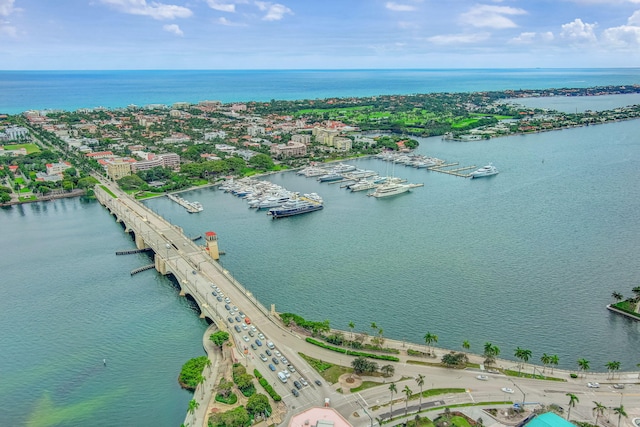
left=2, top=0, right=640, bottom=69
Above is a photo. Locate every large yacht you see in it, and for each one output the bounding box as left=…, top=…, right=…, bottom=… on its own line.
left=369, top=182, right=412, bottom=198
left=470, top=164, right=499, bottom=178
left=267, top=198, right=323, bottom=218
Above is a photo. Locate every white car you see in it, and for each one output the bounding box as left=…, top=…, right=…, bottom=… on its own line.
left=476, top=375, right=488, bottom=381
left=587, top=382, right=600, bottom=388
left=242, top=335, right=250, bottom=342
left=274, top=350, right=281, bottom=357
left=299, top=377, right=308, bottom=386
left=257, top=333, right=265, bottom=340
left=501, top=387, right=514, bottom=394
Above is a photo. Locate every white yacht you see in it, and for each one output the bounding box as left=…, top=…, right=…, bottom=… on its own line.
left=470, top=164, right=499, bottom=179
left=369, top=182, right=412, bottom=198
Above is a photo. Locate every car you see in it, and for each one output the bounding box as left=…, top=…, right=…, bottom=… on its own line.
left=234, top=325, right=241, bottom=333
left=613, top=384, right=625, bottom=389
left=232, top=306, right=238, bottom=312
left=216, top=296, right=223, bottom=302
left=314, top=379, right=322, bottom=386
left=587, top=382, right=600, bottom=388
left=268, top=363, right=276, bottom=371
left=259, top=353, right=268, bottom=362
left=245, top=317, right=251, bottom=324
left=238, top=312, right=246, bottom=318
left=277, top=372, right=288, bottom=383
left=299, top=377, right=308, bottom=386
left=211, top=291, right=217, bottom=296
left=242, top=335, right=250, bottom=342
left=224, top=304, right=231, bottom=310
left=272, top=357, right=280, bottom=365
left=476, top=375, right=489, bottom=381
left=265, top=349, right=272, bottom=356
left=257, top=333, right=265, bottom=340
left=224, top=297, right=231, bottom=303
left=282, top=370, right=291, bottom=378
left=281, top=357, right=288, bottom=364
left=274, top=350, right=281, bottom=357
left=293, top=380, right=302, bottom=389
left=250, top=325, right=257, bottom=332
left=235, top=316, right=242, bottom=322
left=250, top=343, right=257, bottom=350
left=288, top=365, right=296, bottom=373
left=228, top=311, right=235, bottom=317
left=248, top=330, right=255, bottom=337
left=241, top=324, right=248, bottom=330
left=267, top=341, right=275, bottom=349
left=501, top=387, right=514, bottom=394
left=227, top=317, right=234, bottom=323
left=291, top=388, right=299, bottom=397
left=255, top=339, right=262, bottom=346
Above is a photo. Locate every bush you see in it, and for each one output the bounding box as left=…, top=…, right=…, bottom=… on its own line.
left=178, top=356, right=208, bottom=390
left=570, top=373, right=578, bottom=378
left=306, top=337, right=400, bottom=362
left=254, top=369, right=281, bottom=402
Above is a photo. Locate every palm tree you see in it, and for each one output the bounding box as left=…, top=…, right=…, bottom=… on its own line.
left=611, top=291, right=624, bottom=302
left=578, top=358, right=590, bottom=377
left=462, top=340, right=470, bottom=352
left=566, top=393, right=579, bottom=421
left=514, top=347, right=531, bottom=376
left=198, top=374, right=206, bottom=398
left=205, top=358, right=212, bottom=375
left=187, top=398, right=199, bottom=415
left=403, top=385, right=413, bottom=416
left=605, top=361, right=616, bottom=379
left=424, top=332, right=438, bottom=355
left=612, top=404, right=627, bottom=427
left=541, top=353, right=551, bottom=373
left=483, top=342, right=500, bottom=368
left=550, top=355, right=559, bottom=374
left=388, top=382, right=397, bottom=419
left=415, top=374, right=425, bottom=409
left=348, top=321, right=355, bottom=340
left=593, top=401, right=606, bottom=426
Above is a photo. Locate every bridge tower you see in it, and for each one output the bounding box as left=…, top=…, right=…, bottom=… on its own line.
left=205, top=231, right=220, bottom=260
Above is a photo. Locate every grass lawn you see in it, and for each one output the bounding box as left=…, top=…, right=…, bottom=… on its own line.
left=299, top=353, right=352, bottom=384
left=14, top=177, right=25, bottom=184
left=19, top=195, right=37, bottom=201
left=19, top=187, right=31, bottom=193
left=350, top=380, right=383, bottom=393
left=4, top=143, right=40, bottom=154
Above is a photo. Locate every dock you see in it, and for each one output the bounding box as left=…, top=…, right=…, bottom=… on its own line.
left=166, top=194, right=203, bottom=213
left=428, top=163, right=477, bottom=178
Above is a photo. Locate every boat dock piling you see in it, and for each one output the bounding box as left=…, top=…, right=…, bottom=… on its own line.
left=428, top=163, right=477, bottom=178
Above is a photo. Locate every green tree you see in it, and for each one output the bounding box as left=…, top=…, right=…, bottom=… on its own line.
left=187, top=398, right=199, bottom=415
left=611, top=291, right=623, bottom=302
left=210, top=331, right=230, bottom=349
left=566, top=393, right=579, bottom=421
left=117, top=174, right=147, bottom=190
left=217, top=378, right=234, bottom=398
left=462, top=340, right=470, bottom=352
left=246, top=393, right=271, bottom=416
left=541, top=354, right=551, bottom=373
left=424, top=332, right=438, bottom=355
left=348, top=321, right=355, bottom=344
left=380, top=364, right=395, bottom=377
left=248, top=153, right=274, bottom=170
left=613, top=404, right=627, bottom=427
left=593, top=401, right=606, bottom=426
left=577, top=358, right=590, bottom=377
left=351, top=356, right=378, bottom=375
left=550, top=355, right=559, bottom=374
left=389, top=382, right=397, bottom=418
left=514, top=347, right=532, bottom=376
left=403, top=385, right=413, bottom=416
left=483, top=342, right=500, bottom=368
left=415, top=374, right=425, bottom=409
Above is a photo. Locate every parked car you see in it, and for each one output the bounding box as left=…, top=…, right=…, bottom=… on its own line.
left=291, top=388, right=299, bottom=397
left=268, top=364, right=276, bottom=371
left=314, top=379, right=322, bottom=386
left=259, top=354, right=267, bottom=362
left=235, top=316, right=242, bottom=322
left=299, top=377, right=308, bottom=386
left=265, top=349, right=272, bottom=356
left=288, top=365, right=296, bottom=373
left=272, top=357, right=279, bottom=365
left=274, top=350, right=281, bottom=357
left=293, top=380, right=302, bottom=389
left=257, top=333, right=265, bottom=340
left=216, top=296, right=223, bottom=302
left=250, top=343, right=257, bottom=350
left=227, top=317, right=234, bottom=323
left=255, top=339, right=262, bottom=346
left=224, top=304, right=231, bottom=310
left=242, top=335, right=250, bottom=342
left=248, top=330, right=255, bottom=337
left=234, top=325, right=241, bottom=333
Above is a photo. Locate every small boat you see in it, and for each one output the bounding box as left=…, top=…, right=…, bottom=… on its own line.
left=470, top=164, right=499, bottom=179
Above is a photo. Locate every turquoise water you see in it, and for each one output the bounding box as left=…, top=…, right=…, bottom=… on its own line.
left=0, top=199, right=206, bottom=426
left=2, top=68, right=640, bottom=114
left=1, top=69, right=640, bottom=426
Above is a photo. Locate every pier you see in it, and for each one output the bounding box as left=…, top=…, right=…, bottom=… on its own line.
left=428, top=162, right=477, bottom=178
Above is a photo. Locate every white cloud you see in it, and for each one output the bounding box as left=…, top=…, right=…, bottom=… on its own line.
left=0, top=0, right=16, bottom=17
left=426, top=32, right=491, bottom=45
left=385, top=2, right=416, bottom=12
left=255, top=1, right=292, bottom=21
left=628, top=10, right=640, bottom=25
left=216, top=16, right=246, bottom=26
left=100, top=0, right=192, bottom=20
left=207, top=1, right=236, bottom=13
left=510, top=31, right=554, bottom=44
left=163, top=23, right=183, bottom=36
left=459, top=5, right=527, bottom=29
left=601, top=25, right=640, bottom=47
left=560, top=18, right=597, bottom=42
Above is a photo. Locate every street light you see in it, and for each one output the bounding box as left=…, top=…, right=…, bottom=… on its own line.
left=510, top=380, right=526, bottom=408
left=355, top=399, right=373, bottom=427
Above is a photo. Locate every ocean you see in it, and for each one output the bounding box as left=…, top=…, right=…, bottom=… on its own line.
left=1, top=69, right=639, bottom=426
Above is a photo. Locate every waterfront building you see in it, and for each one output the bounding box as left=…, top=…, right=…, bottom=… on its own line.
left=106, top=159, right=133, bottom=180
left=270, top=140, right=307, bottom=158
left=131, top=153, right=181, bottom=172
